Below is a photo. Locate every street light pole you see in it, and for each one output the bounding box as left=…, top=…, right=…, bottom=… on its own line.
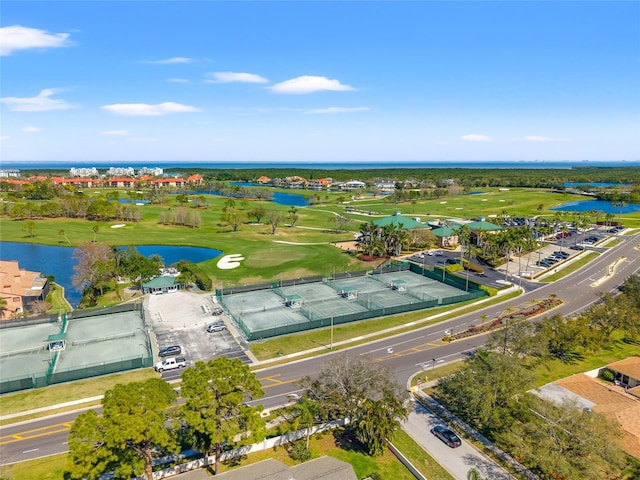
left=330, top=316, right=334, bottom=350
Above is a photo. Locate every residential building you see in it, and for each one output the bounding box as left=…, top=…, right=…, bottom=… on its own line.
left=0, top=169, right=21, bottom=178
left=339, top=180, right=366, bottom=190
left=307, top=178, right=332, bottom=190
left=69, top=167, right=99, bottom=177
left=106, top=166, right=135, bottom=177
left=0, top=260, right=50, bottom=319
left=138, top=167, right=164, bottom=176
left=105, top=177, right=142, bottom=188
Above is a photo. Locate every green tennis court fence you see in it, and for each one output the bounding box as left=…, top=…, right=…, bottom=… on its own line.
left=0, top=355, right=153, bottom=394
left=235, top=288, right=485, bottom=341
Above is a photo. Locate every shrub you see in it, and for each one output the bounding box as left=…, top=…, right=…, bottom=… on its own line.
left=290, top=443, right=311, bottom=462
left=601, top=369, right=615, bottom=382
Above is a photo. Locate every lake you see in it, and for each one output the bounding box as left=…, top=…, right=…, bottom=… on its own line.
left=0, top=242, right=222, bottom=308
left=550, top=199, right=640, bottom=214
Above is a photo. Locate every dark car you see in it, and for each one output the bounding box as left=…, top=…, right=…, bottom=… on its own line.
left=431, top=425, right=461, bottom=448
left=159, top=345, right=181, bottom=357
left=207, top=322, right=227, bottom=333
left=212, top=307, right=224, bottom=316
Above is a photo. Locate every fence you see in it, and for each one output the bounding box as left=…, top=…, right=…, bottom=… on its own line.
left=220, top=263, right=487, bottom=341
left=0, top=355, right=153, bottom=394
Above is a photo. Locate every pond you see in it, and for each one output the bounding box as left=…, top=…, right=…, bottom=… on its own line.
left=0, top=242, right=222, bottom=308
left=191, top=188, right=308, bottom=206
left=550, top=199, right=640, bottom=214
left=228, top=182, right=309, bottom=206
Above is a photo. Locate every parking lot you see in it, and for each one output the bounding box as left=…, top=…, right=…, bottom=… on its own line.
left=408, top=225, right=617, bottom=287
left=145, top=291, right=253, bottom=378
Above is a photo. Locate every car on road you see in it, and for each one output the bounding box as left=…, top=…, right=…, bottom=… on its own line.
left=431, top=425, right=462, bottom=448
left=159, top=345, right=182, bottom=357
left=207, top=322, right=227, bottom=333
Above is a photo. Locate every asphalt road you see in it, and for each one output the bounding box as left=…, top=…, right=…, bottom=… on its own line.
left=1, top=231, right=638, bottom=466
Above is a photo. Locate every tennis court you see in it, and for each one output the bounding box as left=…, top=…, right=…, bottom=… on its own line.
left=0, top=308, right=153, bottom=394
left=219, top=265, right=486, bottom=340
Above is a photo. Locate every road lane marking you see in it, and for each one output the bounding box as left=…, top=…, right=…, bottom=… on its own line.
left=22, top=449, right=39, bottom=454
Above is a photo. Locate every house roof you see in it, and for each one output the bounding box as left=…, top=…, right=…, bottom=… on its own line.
left=372, top=214, right=423, bottom=230
left=46, top=333, right=67, bottom=342
left=0, top=260, right=43, bottom=297
left=608, top=357, right=640, bottom=381
left=431, top=226, right=460, bottom=237
left=466, top=220, right=502, bottom=231
left=555, top=373, right=640, bottom=459
left=143, top=276, right=178, bottom=288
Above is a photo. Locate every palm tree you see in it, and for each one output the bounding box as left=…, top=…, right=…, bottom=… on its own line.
left=605, top=212, right=614, bottom=228
left=59, top=229, right=71, bottom=244
left=558, top=224, right=569, bottom=253
left=92, top=225, right=99, bottom=242
left=615, top=200, right=625, bottom=226
left=458, top=225, right=471, bottom=291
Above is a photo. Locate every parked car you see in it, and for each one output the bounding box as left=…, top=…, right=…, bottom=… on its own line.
left=155, top=356, right=186, bottom=373
left=431, top=425, right=461, bottom=448
left=207, top=322, right=227, bottom=333
left=212, top=307, right=224, bottom=316
left=159, top=345, right=181, bottom=357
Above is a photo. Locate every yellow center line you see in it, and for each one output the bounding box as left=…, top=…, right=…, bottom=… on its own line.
left=0, top=427, right=71, bottom=445
left=261, top=377, right=301, bottom=389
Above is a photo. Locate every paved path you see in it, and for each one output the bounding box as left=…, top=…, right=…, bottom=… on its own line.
left=403, top=399, right=514, bottom=480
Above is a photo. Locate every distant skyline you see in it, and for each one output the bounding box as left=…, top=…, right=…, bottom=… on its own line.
left=1, top=1, right=639, bottom=164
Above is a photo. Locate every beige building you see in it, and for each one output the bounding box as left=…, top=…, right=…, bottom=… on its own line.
left=0, top=260, right=50, bottom=319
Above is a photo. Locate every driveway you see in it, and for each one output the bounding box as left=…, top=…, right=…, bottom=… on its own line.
left=402, top=399, right=514, bottom=480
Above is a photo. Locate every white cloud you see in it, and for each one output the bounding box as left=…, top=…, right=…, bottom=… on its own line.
left=100, top=102, right=202, bottom=116
left=144, top=57, right=195, bottom=64
left=460, top=134, right=492, bottom=142
left=305, top=107, right=370, bottom=114
left=0, top=89, right=76, bottom=112
left=269, top=76, right=356, bottom=94
left=167, top=78, right=190, bottom=83
left=524, top=135, right=568, bottom=142
left=0, top=25, right=73, bottom=56
left=101, top=129, right=130, bottom=136
left=22, top=126, right=40, bottom=133
left=205, top=72, right=269, bottom=84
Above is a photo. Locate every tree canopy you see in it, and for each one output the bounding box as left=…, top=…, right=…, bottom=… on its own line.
left=180, top=357, right=265, bottom=473
left=303, top=355, right=408, bottom=456
left=66, top=378, right=178, bottom=480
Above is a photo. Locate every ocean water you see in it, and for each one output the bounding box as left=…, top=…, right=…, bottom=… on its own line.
left=3, top=160, right=639, bottom=170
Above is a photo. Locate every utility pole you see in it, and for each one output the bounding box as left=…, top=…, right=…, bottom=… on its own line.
left=330, top=316, right=334, bottom=350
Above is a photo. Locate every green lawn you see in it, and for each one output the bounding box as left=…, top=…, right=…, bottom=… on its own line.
left=3, top=187, right=631, bottom=289
left=0, top=369, right=158, bottom=424
left=532, top=335, right=640, bottom=387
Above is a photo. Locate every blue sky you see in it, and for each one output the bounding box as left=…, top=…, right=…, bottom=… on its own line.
left=1, top=1, right=639, bottom=164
